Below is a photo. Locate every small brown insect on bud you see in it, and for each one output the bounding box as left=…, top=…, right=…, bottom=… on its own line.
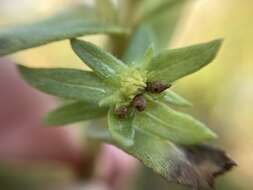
left=132, top=95, right=146, bottom=112
left=146, top=81, right=171, bottom=93
left=114, top=106, right=129, bottom=119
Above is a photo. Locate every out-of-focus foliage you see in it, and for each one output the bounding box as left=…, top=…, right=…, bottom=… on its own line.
left=0, top=6, right=127, bottom=57
left=0, top=164, right=74, bottom=190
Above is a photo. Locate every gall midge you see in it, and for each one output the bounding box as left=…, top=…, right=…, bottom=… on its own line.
left=114, top=106, right=128, bottom=119
left=132, top=94, right=146, bottom=112
left=146, top=81, right=171, bottom=93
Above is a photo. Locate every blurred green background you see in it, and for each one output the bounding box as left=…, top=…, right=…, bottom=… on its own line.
left=0, top=0, right=252, bottom=189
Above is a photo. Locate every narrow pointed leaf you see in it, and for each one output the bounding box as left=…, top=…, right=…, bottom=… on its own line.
left=137, top=0, right=186, bottom=21
left=86, top=123, right=113, bottom=143
left=0, top=6, right=128, bottom=57
left=99, top=91, right=122, bottom=107
left=108, top=108, right=135, bottom=147
left=162, top=90, right=192, bottom=107
left=134, top=97, right=217, bottom=144
left=136, top=44, right=155, bottom=70
left=147, top=39, right=223, bottom=84
left=96, top=0, right=118, bottom=23
left=71, top=39, right=127, bottom=81
left=44, top=101, right=107, bottom=126
left=123, top=132, right=235, bottom=189
left=88, top=126, right=235, bottom=189
left=18, top=65, right=112, bottom=104
left=120, top=129, right=194, bottom=187
left=123, top=25, right=155, bottom=64
left=136, top=0, right=188, bottom=49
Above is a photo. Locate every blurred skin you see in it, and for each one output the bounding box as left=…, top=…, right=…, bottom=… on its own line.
left=0, top=59, right=138, bottom=190
left=0, top=59, right=82, bottom=167
left=95, top=145, right=137, bottom=190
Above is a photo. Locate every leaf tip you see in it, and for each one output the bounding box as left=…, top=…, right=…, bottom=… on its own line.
left=183, top=100, right=193, bottom=107
left=205, top=127, right=219, bottom=141
left=17, top=64, right=27, bottom=72
left=70, top=38, right=79, bottom=48
left=42, top=115, right=58, bottom=127
left=209, top=38, right=224, bottom=53
left=16, top=65, right=32, bottom=81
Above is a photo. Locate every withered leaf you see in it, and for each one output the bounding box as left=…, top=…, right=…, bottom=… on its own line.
left=170, top=144, right=237, bottom=189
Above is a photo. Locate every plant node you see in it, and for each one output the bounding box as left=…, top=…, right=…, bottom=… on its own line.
left=119, top=67, right=147, bottom=101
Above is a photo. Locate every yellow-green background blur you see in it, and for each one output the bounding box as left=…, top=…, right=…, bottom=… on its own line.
left=0, top=0, right=252, bottom=189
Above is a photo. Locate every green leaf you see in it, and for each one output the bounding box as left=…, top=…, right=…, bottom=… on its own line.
left=87, top=124, right=185, bottom=180
left=124, top=133, right=236, bottom=189
left=86, top=122, right=113, bottom=143
left=134, top=96, right=217, bottom=144
left=121, top=129, right=189, bottom=184
left=87, top=125, right=235, bottom=189
left=162, top=89, right=192, bottom=107
left=123, top=25, right=155, bottom=64
left=71, top=39, right=127, bottom=82
left=96, top=0, right=118, bottom=23
left=18, top=65, right=112, bottom=104
left=138, top=45, right=155, bottom=70
left=0, top=6, right=128, bottom=57
left=147, top=39, right=223, bottom=84
left=137, top=0, right=185, bottom=20
left=44, top=101, right=107, bottom=126
left=124, top=0, right=188, bottom=64
left=99, top=91, right=122, bottom=107
left=108, top=108, right=135, bottom=147
left=136, top=0, right=188, bottom=50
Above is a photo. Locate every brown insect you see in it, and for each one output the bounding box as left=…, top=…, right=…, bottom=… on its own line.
left=132, top=94, right=146, bottom=112
left=114, top=106, right=129, bottom=119
left=146, top=81, right=171, bottom=93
